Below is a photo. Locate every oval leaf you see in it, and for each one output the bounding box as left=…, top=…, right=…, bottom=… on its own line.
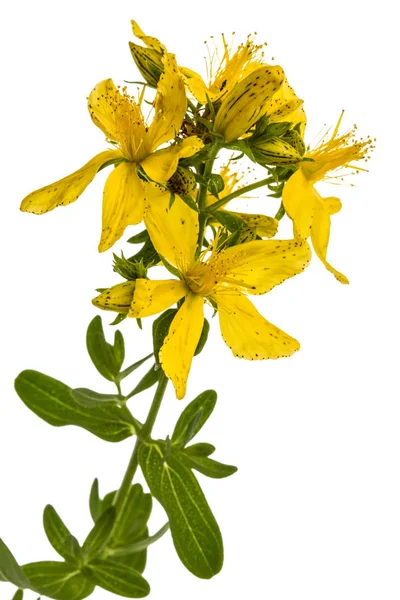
left=171, top=390, right=217, bottom=447
left=22, top=562, right=94, bottom=600
left=0, top=539, right=36, bottom=591
left=194, top=319, right=210, bottom=356
left=71, top=388, right=122, bottom=409
left=185, top=443, right=216, bottom=457
left=86, top=316, right=123, bottom=381
left=82, top=507, right=115, bottom=561
left=181, top=453, right=238, bottom=479
left=14, top=370, right=136, bottom=443
left=43, top=506, right=80, bottom=564
left=152, top=309, right=177, bottom=365
left=126, top=365, right=160, bottom=399
left=87, top=559, right=150, bottom=598
left=139, top=444, right=223, bottom=579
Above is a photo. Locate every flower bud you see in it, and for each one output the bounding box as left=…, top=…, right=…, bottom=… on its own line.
left=168, top=166, right=197, bottom=196
left=92, top=281, right=136, bottom=313
left=283, top=129, right=306, bottom=156
left=129, top=42, right=164, bottom=87
left=251, top=136, right=302, bottom=166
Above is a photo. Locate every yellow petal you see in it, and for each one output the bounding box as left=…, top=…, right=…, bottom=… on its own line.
left=146, top=53, right=187, bottom=151
left=214, top=65, right=285, bottom=142
left=214, top=292, right=300, bottom=359
left=234, top=213, right=278, bottom=238
left=140, top=136, right=203, bottom=182
left=215, top=238, right=311, bottom=294
left=159, top=292, right=204, bottom=399
left=282, top=168, right=316, bottom=239
left=99, top=162, right=146, bottom=252
left=266, top=77, right=304, bottom=122
left=311, top=197, right=349, bottom=284
left=92, top=281, right=136, bottom=312
left=88, top=79, right=147, bottom=160
left=131, top=20, right=165, bottom=53
left=20, top=150, right=121, bottom=214
left=144, top=186, right=198, bottom=271
left=180, top=68, right=215, bottom=104
left=129, top=279, right=188, bottom=318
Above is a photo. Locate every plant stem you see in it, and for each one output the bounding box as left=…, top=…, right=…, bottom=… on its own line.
left=196, top=141, right=221, bottom=256
left=208, top=176, right=274, bottom=212
left=112, top=371, right=169, bottom=527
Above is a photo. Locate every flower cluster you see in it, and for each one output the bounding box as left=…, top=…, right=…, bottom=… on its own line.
left=21, top=21, right=373, bottom=399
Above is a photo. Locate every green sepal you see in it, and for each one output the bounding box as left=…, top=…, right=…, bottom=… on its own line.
left=152, top=309, right=177, bottom=366
left=194, top=318, right=210, bottom=356
left=110, top=313, right=128, bottom=326
left=113, top=253, right=147, bottom=281
left=180, top=452, right=237, bottom=479
left=71, top=388, right=123, bottom=409
left=126, top=364, right=160, bottom=399
left=86, top=316, right=125, bottom=382
left=171, top=390, right=217, bottom=448
left=185, top=442, right=216, bottom=457
left=82, top=507, right=115, bottom=562
left=14, top=370, right=137, bottom=443
left=180, top=194, right=199, bottom=212
left=158, top=254, right=181, bottom=278
left=22, top=562, right=94, bottom=600
left=213, top=210, right=245, bottom=233
left=128, top=239, right=159, bottom=269
left=139, top=443, right=223, bottom=579
left=11, top=590, right=23, bottom=600
left=208, top=173, right=225, bottom=197
left=127, top=230, right=149, bottom=244
left=85, top=559, right=150, bottom=598
left=0, top=539, right=36, bottom=591
left=43, top=505, right=81, bottom=565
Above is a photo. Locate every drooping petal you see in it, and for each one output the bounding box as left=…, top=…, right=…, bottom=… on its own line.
left=214, top=238, right=311, bottom=295
left=99, top=162, right=146, bottom=252
left=129, top=279, right=188, bottom=318
left=92, top=281, right=136, bottom=312
left=214, top=65, right=285, bottom=142
left=144, top=185, right=198, bottom=271
left=311, top=196, right=349, bottom=284
left=266, top=78, right=305, bottom=128
left=180, top=68, right=213, bottom=104
left=88, top=79, right=147, bottom=160
left=159, top=292, right=204, bottom=399
left=282, top=168, right=316, bottom=239
left=20, top=150, right=122, bottom=214
left=131, top=20, right=166, bottom=53
left=140, top=136, right=203, bottom=182
left=214, top=291, right=300, bottom=359
left=146, top=53, right=187, bottom=152
left=234, top=213, right=278, bottom=238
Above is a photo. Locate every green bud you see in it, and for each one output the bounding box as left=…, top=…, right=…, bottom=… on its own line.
left=251, top=136, right=302, bottom=166
left=113, top=253, right=147, bottom=281
left=92, top=281, right=136, bottom=313
left=168, top=166, right=197, bottom=196
left=129, top=42, right=164, bottom=87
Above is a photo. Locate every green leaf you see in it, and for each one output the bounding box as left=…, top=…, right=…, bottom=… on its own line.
left=180, top=194, right=199, bottom=212
left=127, top=230, right=149, bottom=244
left=87, top=559, right=150, bottom=598
left=43, top=505, right=81, bottom=565
left=126, top=365, right=160, bottom=399
left=82, top=507, right=115, bottom=562
left=117, top=353, right=153, bottom=382
left=110, top=313, right=128, bottom=326
left=181, top=453, right=237, bottom=479
left=86, top=316, right=124, bottom=382
left=128, top=239, right=159, bottom=269
left=89, top=479, right=101, bottom=522
left=109, top=523, right=169, bottom=557
left=22, top=562, right=94, bottom=600
left=171, top=390, right=217, bottom=448
left=0, top=539, right=36, bottom=591
left=14, top=370, right=137, bottom=443
left=71, top=388, right=122, bottom=409
left=110, top=485, right=152, bottom=548
left=194, top=318, right=210, bottom=356
left=208, top=173, right=225, bottom=197
left=213, top=210, right=245, bottom=232
left=152, top=309, right=177, bottom=365
left=139, top=443, right=223, bottom=579
left=185, top=443, right=216, bottom=457
left=11, top=590, right=23, bottom=600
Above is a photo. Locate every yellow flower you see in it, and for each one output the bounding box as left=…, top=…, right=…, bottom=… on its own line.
left=20, top=53, right=203, bottom=252
left=125, top=188, right=310, bottom=399
left=282, top=113, right=373, bottom=283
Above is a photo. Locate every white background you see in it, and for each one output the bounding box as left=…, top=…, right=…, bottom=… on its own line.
left=0, top=1, right=399, bottom=598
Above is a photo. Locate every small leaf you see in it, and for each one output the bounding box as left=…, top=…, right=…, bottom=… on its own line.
left=111, top=484, right=152, bottom=547
left=213, top=210, right=245, bottom=232
left=0, top=539, right=36, bottom=591
left=180, top=194, right=199, bottom=212
left=152, top=309, right=177, bottom=365
left=86, top=316, right=124, bottom=381
left=87, top=559, right=150, bottom=598
left=89, top=479, right=101, bottom=522
left=15, top=370, right=137, bottom=443
left=194, top=318, right=210, bottom=356
left=126, top=365, right=160, bottom=399
left=117, top=353, right=153, bottom=382
left=43, top=505, right=80, bottom=564
left=12, top=590, right=23, bottom=600
left=22, top=562, right=94, bottom=600
left=113, top=330, right=125, bottom=371
left=110, top=313, right=128, bottom=326
left=127, top=230, right=150, bottom=244
left=185, top=443, right=216, bottom=457
left=82, top=507, right=115, bottom=561
left=109, top=523, right=169, bottom=557
left=171, top=390, right=217, bottom=447
left=139, top=443, right=223, bottom=579
left=71, top=388, right=122, bottom=409
left=181, top=453, right=238, bottom=479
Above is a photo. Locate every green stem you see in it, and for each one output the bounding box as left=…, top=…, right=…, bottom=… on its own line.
left=196, top=141, right=221, bottom=256
left=112, top=372, right=169, bottom=527
left=208, top=176, right=274, bottom=212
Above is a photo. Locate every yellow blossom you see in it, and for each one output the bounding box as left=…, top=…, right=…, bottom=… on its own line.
left=100, top=188, right=311, bottom=399
left=282, top=113, right=373, bottom=283
left=20, top=53, right=203, bottom=252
